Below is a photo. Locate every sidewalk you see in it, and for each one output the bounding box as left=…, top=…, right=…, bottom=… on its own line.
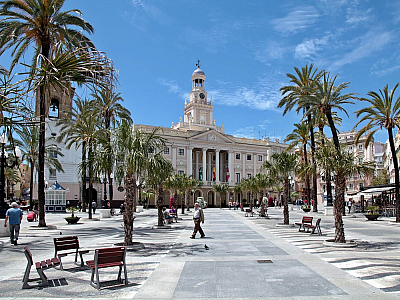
left=0, top=207, right=398, bottom=299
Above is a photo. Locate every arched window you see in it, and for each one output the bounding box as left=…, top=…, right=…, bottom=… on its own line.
left=49, top=98, right=59, bottom=118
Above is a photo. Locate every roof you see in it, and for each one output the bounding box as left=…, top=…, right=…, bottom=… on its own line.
left=358, top=186, right=395, bottom=195
left=48, top=182, right=66, bottom=190
left=192, top=68, right=205, bottom=76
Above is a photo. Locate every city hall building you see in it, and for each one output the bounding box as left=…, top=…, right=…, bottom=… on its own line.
left=38, top=65, right=288, bottom=208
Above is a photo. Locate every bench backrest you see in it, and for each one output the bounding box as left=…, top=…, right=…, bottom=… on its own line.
left=24, top=246, right=33, bottom=265
left=302, top=216, right=313, bottom=223
left=54, top=236, right=79, bottom=252
left=95, top=247, right=126, bottom=265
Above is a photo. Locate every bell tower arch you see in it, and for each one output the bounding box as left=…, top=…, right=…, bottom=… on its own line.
left=35, top=84, right=75, bottom=119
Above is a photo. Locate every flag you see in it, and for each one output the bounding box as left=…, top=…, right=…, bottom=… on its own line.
left=213, top=166, right=216, bottom=181
left=226, top=167, right=230, bottom=181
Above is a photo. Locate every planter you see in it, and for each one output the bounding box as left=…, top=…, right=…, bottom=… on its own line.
left=65, top=217, right=80, bottom=224
left=365, top=214, right=380, bottom=221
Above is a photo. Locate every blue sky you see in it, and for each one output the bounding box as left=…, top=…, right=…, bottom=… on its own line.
left=5, top=0, right=400, bottom=144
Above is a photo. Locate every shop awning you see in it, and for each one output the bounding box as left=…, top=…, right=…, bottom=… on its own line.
left=358, top=186, right=395, bottom=196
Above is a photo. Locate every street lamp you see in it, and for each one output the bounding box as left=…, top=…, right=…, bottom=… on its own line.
left=0, top=133, right=21, bottom=218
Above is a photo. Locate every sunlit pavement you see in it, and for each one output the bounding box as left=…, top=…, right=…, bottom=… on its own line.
left=0, top=206, right=399, bottom=299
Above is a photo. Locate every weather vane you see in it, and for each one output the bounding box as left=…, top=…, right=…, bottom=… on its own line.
left=196, top=59, right=200, bottom=69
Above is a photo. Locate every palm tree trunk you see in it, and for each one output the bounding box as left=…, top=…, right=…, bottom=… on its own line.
left=38, top=84, right=46, bottom=227
left=283, top=178, right=290, bottom=225
left=181, top=191, right=185, bottom=214
left=124, top=174, right=135, bottom=245
left=81, top=143, right=87, bottom=212
left=334, top=173, right=346, bottom=243
left=308, top=115, right=318, bottom=212
left=157, top=186, right=164, bottom=226
left=108, top=176, right=113, bottom=205
left=388, top=128, right=400, bottom=222
left=303, top=144, right=311, bottom=203
left=29, top=160, right=34, bottom=210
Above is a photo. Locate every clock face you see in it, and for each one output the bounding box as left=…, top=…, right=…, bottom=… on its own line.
left=199, top=93, right=205, bottom=99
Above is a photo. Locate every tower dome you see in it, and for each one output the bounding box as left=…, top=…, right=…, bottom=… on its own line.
left=192, top=67, right=205, bottom=76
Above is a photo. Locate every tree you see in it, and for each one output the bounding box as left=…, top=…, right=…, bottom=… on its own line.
left=165, top=173, right=183, bottom=216
left=0, top=0, right=96, bottom=226
left=262, top=151, right=298, bottom=225
left=16, top=124, right=64, bottom=208
left=371, top=169, right=389, bottom=186
left=146, top=157, right=173, bottom=226
left=233, top=184, right=243, bottom=208
left=92, top=87, right=132, bottom=206
left=354, top=84, right=400, bottom=222
left=114, top=122, right=167, bottom=245
left=213, top=183, right=229, bottom=208
left=285, top=122, right=312, bottom=207
left=304, top=73, right=357, bottom=242
left=314, top=141, right=374, bottom=242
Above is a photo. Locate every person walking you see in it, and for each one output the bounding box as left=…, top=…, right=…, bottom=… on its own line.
left=92, top=201, right=97, bottom=214
left=4, top=202, right=23, bottom=245
left=190, top=202, right=205, bottom=239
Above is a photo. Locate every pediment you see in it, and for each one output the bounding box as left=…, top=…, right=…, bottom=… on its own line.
left=190, top=130, right=233, bottom=144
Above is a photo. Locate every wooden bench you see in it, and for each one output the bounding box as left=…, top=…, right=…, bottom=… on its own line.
left=304, top=218, right=322, bottom=235
left=86, top=246, right=128, bottom=290
left=54, top=236, right=89, bottom=269
left=245, top=209, right=254, bottom=217
left=23, top=246, right=60, bottom=289
left=295, top=216, right=313, bottom=232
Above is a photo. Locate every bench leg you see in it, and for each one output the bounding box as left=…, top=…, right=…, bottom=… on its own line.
left=317, top=225, right=322, bottom=236
left=90, top=268, right=100, bottom=290
left=95, top=268, right=100, bottom=290
left=123, top=264, right=128, bottom=285
left=37, top=268, right=49, bottom=286
left=117, top=266, right=122, bottom=283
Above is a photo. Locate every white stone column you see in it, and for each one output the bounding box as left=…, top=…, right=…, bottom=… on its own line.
left=195, top=151, right=199, bottom=180
left=216, top=149, right=220, bottom=184
left=172, top=145, right=177, bottom=170
left=187, top=147, right=193, bottom=177
left=242, top=152, right=246, bottom=180
left=208, top=152, right=212, bottom=182
left=202, top=148, right=207, bottom=183
left=228, top=150, right=234, bottom=185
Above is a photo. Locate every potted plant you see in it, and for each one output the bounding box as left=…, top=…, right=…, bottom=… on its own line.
left=302, top=205, right=311, bottom=212
left=65, top=207, right=80, bottom=224
left=365, top=206, right=380, bottom=221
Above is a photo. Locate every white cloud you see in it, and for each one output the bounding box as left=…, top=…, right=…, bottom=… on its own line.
left=157, top=78, right=189, bottom=100
left=271, top=6, right=319, bottom=34
left=329, top=29, right=393, bottom=70
left=228, top=122, right=284, bottom=141
left=254, top=41, right=288, bottom=64
left=294, top=36, right=330, bottom=61
left=346, top=7, right=373, bottom=25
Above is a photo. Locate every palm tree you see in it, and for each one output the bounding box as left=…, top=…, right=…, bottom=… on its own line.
left=233, top=184, right=243, bottom=209
left=279, top=64, right=323, bottom=210
left=305, top=73, right=357, bottom=242
left=16, top=125, right=64, bottom=208
left=114, top=122, right=167, bottom=245
left=145, top=152, right=173, bottom=226
left=0, top=0, right=96, bottom=226
left=213, top=183, right=229, bottom=208
left=184, top=177, right=199, bottom=212
left=262, top=151, right=298, bottom=224
left=57, top=98, right=93, bottom=212
left=165, top=174, right=183, bottom=215
left=254, top=173, right=270, bottom=203
left=314, top=141, right=374, bottom=242
left=92, top=87, right=132, bottom=206
left=285, top=122, right=312, bottom=208
left=354, top=83, right=400, bottom=222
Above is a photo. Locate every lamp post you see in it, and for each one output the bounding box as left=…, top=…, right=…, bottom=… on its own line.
left=0, top=133, right=21, bottom=218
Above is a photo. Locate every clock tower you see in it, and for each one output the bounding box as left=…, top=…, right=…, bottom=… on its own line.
left=183, top=61, right=214, bottom=127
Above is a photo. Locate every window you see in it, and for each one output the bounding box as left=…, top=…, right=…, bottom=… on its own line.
left=258, top=155, right=263, bottom=162
left=178, top=148, right=184, bottom=155
left=358, top=158, right=363, bottom=163
left=349, top=183, right=354, bottom=190
left=359, top=183, right=364, bottom=190
left=178, top=170, right=184, bottom=176
left=200, top=115, right=205, bottom=124
left=49, top=98, right=59, bottom=118
left=49, top=169, right=57, bottom=180
left=164, top=147, right=170, bottom=155
left=247, top=154, right=252, bottom=161
left=236, top=153, right=240, bottom=160
left=358, top=144, right=363, bottom=151
left=236, top=173, right=240, bottom=183
left=247, top=173, right=252, bottom=178
left=323, top=185, right=326, bottom=192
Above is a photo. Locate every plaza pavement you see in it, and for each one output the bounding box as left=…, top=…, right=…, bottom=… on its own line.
left=0, top=205, right=399, bottom=299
